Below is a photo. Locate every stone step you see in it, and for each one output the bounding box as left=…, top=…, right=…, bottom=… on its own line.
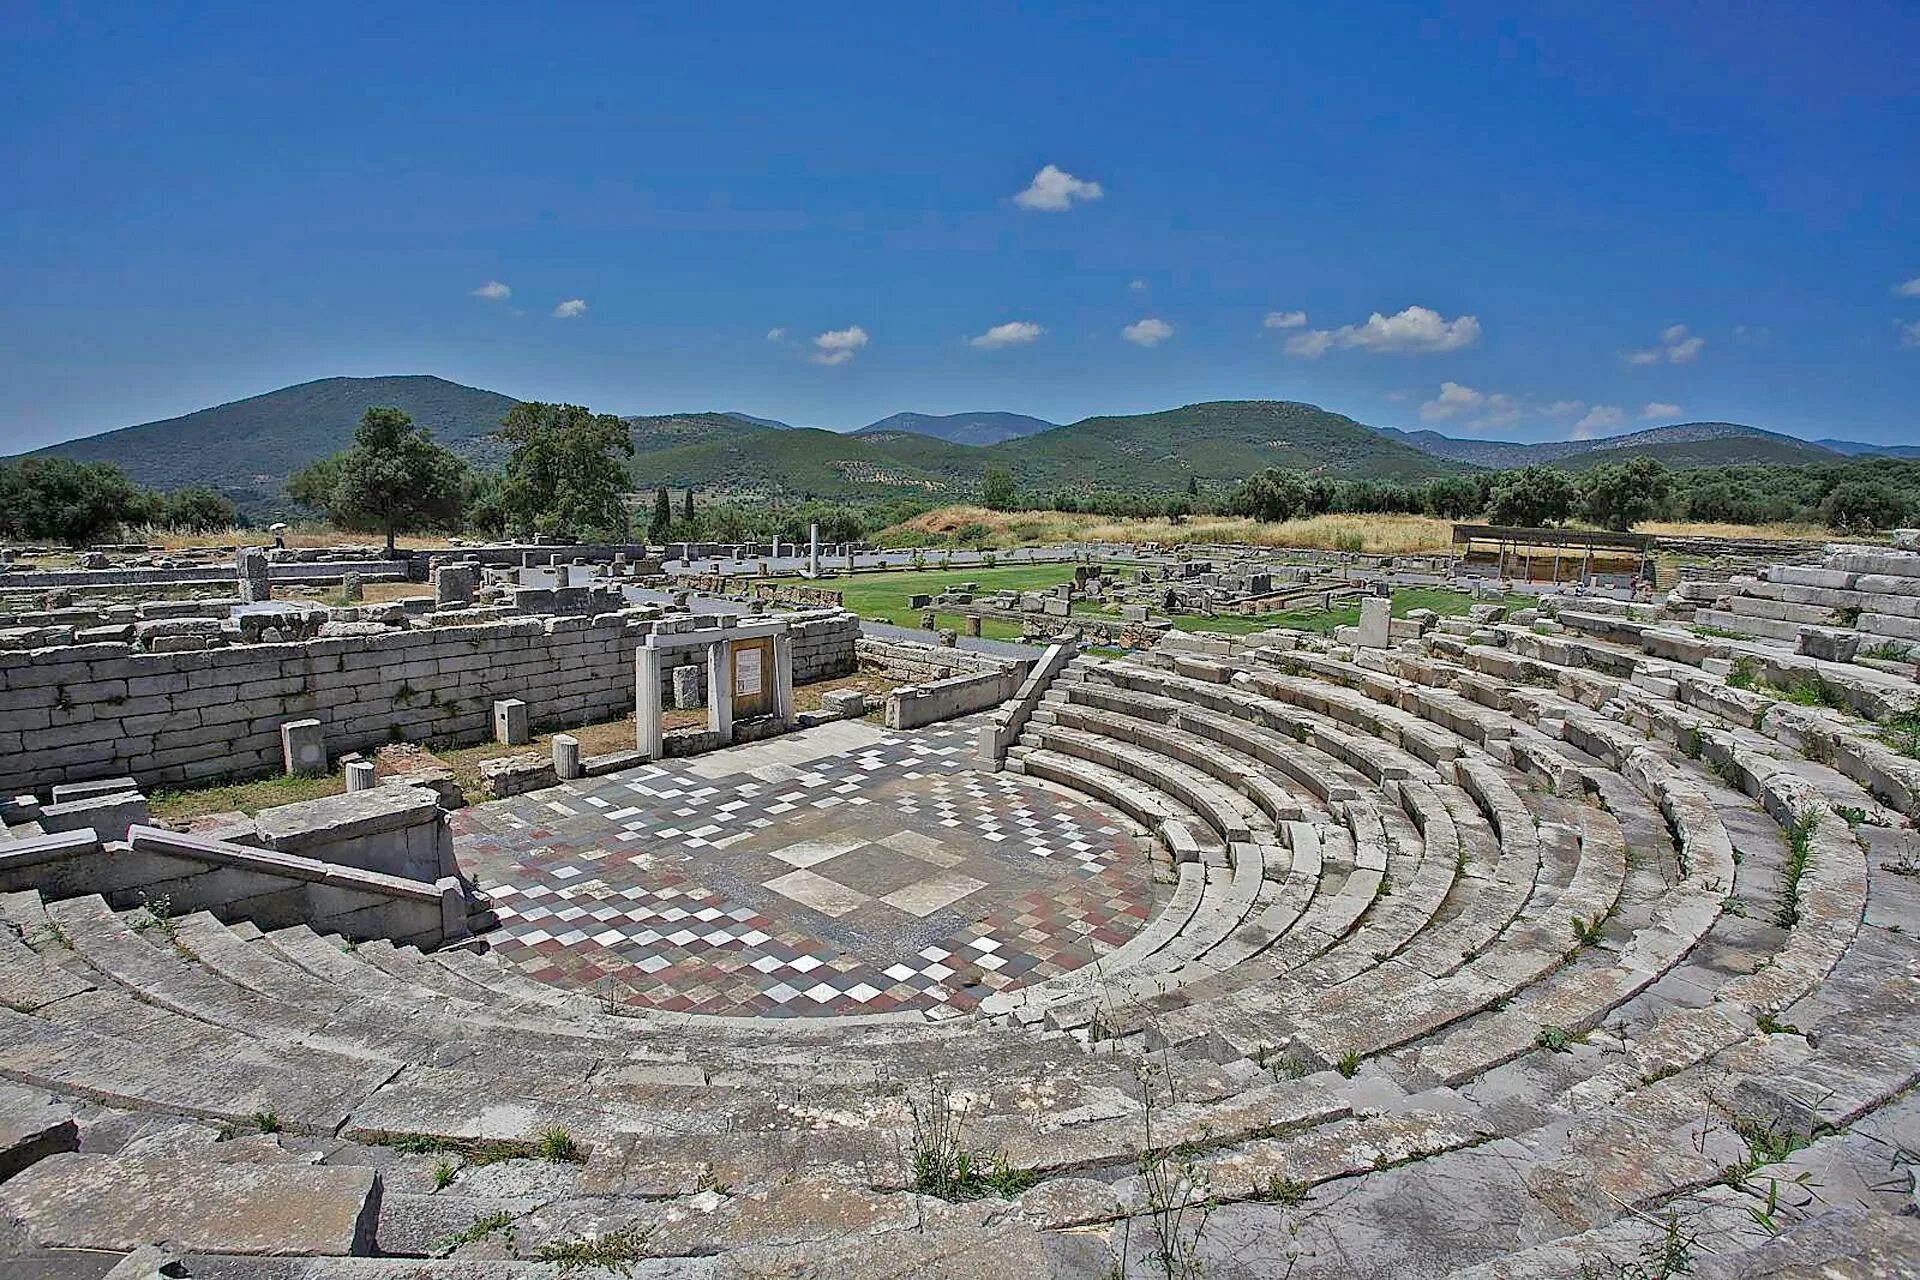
left=0, top=1150, right=380, bottom=1256
left=0, top=1082, right=78, bottom=1182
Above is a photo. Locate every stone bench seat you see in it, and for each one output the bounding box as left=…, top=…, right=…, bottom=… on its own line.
left=1078, top=662, right=1374, bottom=803
left=171, top=912, right=615, bottom=1065
left=1050, top=682, right=1316, bottom=828
left=1019, top=721, right=1274, bottom=846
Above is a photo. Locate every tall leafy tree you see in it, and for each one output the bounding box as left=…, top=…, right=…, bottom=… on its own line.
left=287, top=407, right=466, bottom=552
left=497, top=402, right=635, bottom=538
left=163, top=486, right=238, bottom=533
left=1485, top=466, right=1579, bottom=527
left=1581, top=457, right=1671, bottom=531
left=1227, top=468, right=1312, bottom=522
left=980, top=467, right=1017, bottom=511
left=0, top=458, right=147, bottom=545
left=682, top=487, right=695, bottom=520
left=649, top=486, right=673, bottom=542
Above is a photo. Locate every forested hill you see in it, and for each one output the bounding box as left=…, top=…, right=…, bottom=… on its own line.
left=19, top=376, right=520, bottom=508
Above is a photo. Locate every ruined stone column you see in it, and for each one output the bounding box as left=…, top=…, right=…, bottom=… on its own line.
left=808, top=522, right=820, bottom=577
left=236, top=547, right=271, bottom=603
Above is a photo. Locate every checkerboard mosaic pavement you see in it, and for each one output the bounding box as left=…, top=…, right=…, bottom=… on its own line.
left=452, top=720, right=1159, bottom=1018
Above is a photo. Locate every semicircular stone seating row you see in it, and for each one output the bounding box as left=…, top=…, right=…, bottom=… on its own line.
left=0, top=598, right=1915, bottom=1275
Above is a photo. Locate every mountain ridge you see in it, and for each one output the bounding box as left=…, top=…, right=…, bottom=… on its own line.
left=13, top=375, right=1907, bottom=514
left=853, top=411, right=1058, bottom=446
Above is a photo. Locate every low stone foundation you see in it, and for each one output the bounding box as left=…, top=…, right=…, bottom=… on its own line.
left=0, top=608, right=860, bottom=795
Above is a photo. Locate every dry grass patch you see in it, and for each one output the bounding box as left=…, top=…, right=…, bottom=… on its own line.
left=886, top=506, right=1456, bottom=554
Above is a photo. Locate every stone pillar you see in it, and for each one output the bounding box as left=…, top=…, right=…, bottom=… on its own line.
left=493, top=698, right=529, bottom=745
left=434, top=563, right=475, bottom=609
left=964, top=615, right=982, bottom=638
left=341, top=572, right=364, bottom=603
left=808, top=522, right=820, bottom=577
left=846, top=548, right=856, bottom=571
left=236, top=547, right=271, bottom=603
left=553, top=734, right=582, bottom=781
left=772, top=630, right=796, bottom=726
left=1357, top=595, right=1392, bottom=649
left=280, top=719, right=326, bottom=776
left=705, top=638, right=734, bottom=744
left=635, top=644, right=665, bottom=759
left=345, top=760, right=377, bottom=792
left=671, top=664, right=705, bottom=710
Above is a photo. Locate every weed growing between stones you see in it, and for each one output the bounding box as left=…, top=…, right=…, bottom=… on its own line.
left=903, top=1077, right=1034, bottom=1201
left=433, top=1160, right=456, bottom=1190
left=437, top=1209, right=517, bottom=1253
left=1774, top=813, right=1818, bottom=928
left=1861, top=640, right=1913, bottom=662
left=1110, top=1062, right=1215, bottom=1280
left=252, top=1111, right=280, bottom=1134
left=1335, top=1051, right=1360, bottom=1078
left=371, top=1131, right=587, bottom=1167
left=1880, top=712, right=1920, bottom=761
left=1535, top=1025, right=1578, bottom=1053
left=1725, top=658, right=1759, bottom=691
left=1571, top=915, right=1606, bottom=948
left=1576, top=1216, right=1698, bottom=1278
left=536, top=1127, right=580, bottom=1163
left=533, top=1224, right=658, bottom=1274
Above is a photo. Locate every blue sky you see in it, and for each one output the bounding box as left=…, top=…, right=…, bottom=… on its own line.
left=3, top=1, right=1916, bottom=452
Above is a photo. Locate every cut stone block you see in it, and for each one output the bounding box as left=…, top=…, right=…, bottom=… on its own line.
left=280, top=719, right=327, bottom=777
left=345, top=760, right=377, bottom=792
left=671, top=664, right=705, bottom=710
left=1357, top=595, right=1392, bottom=649
left=0, top=1151, right=379, bottom=1255
left=820, top=689, right=867, bottom=718
left=0, top=1083, right=78, bottom=1182
left=492, top=698, right=530, bottom=746
left=235, top=547, right=271, bottom=604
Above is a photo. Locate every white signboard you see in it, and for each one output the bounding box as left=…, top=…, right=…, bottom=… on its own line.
left=734, top=647, right=763, bottom=697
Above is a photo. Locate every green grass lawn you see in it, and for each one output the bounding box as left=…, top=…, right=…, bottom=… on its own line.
left=833, top=563, right=1084, bottom=627
left=1164, top=587, right=1533, bottom=636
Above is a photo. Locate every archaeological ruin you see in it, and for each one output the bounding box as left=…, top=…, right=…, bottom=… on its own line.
left=0, top=531, right=1917, bottom=1277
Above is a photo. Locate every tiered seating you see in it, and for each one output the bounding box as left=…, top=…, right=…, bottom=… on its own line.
left=3, top=576, right=1916, bottom=1277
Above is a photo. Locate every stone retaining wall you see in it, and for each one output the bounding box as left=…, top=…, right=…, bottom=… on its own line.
left=0, top=609, right=860, bottom=795
left=0, top=826, right=465, bottom=948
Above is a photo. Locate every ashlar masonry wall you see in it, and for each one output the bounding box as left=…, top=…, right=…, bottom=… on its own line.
left=0, top=609, right=859, bottom=795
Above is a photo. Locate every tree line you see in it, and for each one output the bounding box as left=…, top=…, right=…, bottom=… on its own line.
left=8, top=404, right=1918, bottom=548
left=0, top=458, right=236, bottom=545
left=978, top=455, right=1920, bottom=534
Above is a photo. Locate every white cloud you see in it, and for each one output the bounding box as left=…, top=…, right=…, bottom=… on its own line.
left=1262, top=310, right=1308, bottom=329
left=552, top=298, right=588, bottom=318
left=1626, top=323, right=1703, bottom=365
left=1014, top=164, right=1104, bottom=212
left=1121, top=317, right=1174, bottom=347
left=1284, top=305, right=1481, bottom=358
left=1283, top=329, right=1334, bottom=358
left=1894, top=278, right=1920, bottom=298
left=1418, top=381, right=1521, bottom=431
left=1901, top=319, right=1920, bottom=349
left=1419, top=381, right=1486, bottom=421
left=1642, top=402, right=1682, bottom=421
left=470, top=280, right=511, bottom=300
left=811, top=325, right=869, bottom=365
left=766, top=327, right=786, bottom=342
left=1572, top=405, right=1627, bottom=438
left=1129, top=278, right=1148, bottom=291
left=1543, top=400, right=1587, bottom=417
left=967, top=320, right=1045, bottom=350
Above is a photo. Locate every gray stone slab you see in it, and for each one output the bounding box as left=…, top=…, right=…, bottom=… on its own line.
left=0, top=1151, right=379, bottom=1254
